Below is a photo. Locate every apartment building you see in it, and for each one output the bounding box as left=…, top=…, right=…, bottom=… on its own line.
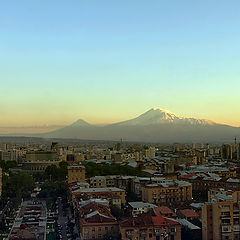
left=68, top=165, right=86, bottom=183
left=142, top=180, right=192, bottom=204
left=76, top=201, right=119, bottom=240
left=90, top=176, right=107, bottom=188
left=120, top=212, right=181, bottom=240
left=72, top=187, right=126, bottom=205
left=202, top=201, right=240, bottom=240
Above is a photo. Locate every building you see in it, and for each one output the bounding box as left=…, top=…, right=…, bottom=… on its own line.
left=0, top=168, right=2, bottom=198
left=154, top=206, right=177, bottom=219
left=72, top=187, right=126, bottom=205
left=76, top=201, right=119, bottom=240
left=142, top=180, right=192, bottom=204
left=208, top=188, right=240, bottom=203
left=23, top=151, right=60, bottom=172
left=221, top=144, right=233, bottom=160
left=177, top=209, right=199, bottom=221
left=68, top=165, right=86, bottom=184
left=90, top=176, right=107, bottom=188
left=202, top=201, right=240, bottom=240
left=64, top=153, right=85, bottom=163
left=146, top=147, right=156, bottom=158
left=114, top=151, right=142, bottom=163
left=120, top=212, right=181, bottom=240
left=128, top=202, right=157, bottom=217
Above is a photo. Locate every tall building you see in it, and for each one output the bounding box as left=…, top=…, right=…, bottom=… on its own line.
left=146, top=146, right=156, bottom=158
left=202, top=201, right=240, bottom=240
left=221, top=144, right=233, bottom=160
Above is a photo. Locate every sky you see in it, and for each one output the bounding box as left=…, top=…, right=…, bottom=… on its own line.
left=1, top=0, right=240, bottom=132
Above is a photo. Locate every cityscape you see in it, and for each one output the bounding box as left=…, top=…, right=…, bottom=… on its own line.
left=1, top=0, right=240, bottom=240
left=0, top=138, right=240, bottom=240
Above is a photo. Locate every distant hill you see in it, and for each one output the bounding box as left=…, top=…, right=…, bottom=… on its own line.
left=41, top=108, right=240, bottom=143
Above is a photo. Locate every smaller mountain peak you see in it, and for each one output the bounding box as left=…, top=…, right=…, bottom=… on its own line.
left=70, top=119, right=90, bottom=127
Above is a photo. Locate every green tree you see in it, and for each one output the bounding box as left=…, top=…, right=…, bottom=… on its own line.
left=0, top=172, right=35, bottom=208
left=110, top=205, right=124, bottom=221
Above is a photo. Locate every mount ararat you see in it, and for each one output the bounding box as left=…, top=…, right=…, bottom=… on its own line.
left=42, top=108, right=239, bottom=143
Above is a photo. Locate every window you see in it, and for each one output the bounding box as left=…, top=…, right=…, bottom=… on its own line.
left=98, top=227, right=101, bottom=232
left=149, top=233, right=152, bottom=238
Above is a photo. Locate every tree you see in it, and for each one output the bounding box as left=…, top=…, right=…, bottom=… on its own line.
left=38, top=181, right=67, bottom=209
left=44, top=161, right=68, bottom=181
left=0, top=172, right=35, bottom=208
left=110, top=205, right=124, bottom=221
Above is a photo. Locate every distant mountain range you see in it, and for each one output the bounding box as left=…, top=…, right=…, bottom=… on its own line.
left=40, top=108, right=239, bottom=143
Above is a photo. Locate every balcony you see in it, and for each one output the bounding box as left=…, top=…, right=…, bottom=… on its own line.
left=126, top=232, right=133, bottom=237
left=233, top=211, right=240, bottom=216
left=222, top=226, right=232, bottom=233
left=140, top=232, right=147, bottom=237
left=221, top=213, right=231, bottom=219
left=221, top=222, right=231, bottom=226
left=233, top=225, right=240, bottom=232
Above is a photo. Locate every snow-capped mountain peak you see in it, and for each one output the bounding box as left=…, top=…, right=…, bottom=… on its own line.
left=114, top=108, right=216, bottom=126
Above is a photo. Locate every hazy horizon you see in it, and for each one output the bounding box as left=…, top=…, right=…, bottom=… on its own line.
left=0, top=107, right=239, bottom=135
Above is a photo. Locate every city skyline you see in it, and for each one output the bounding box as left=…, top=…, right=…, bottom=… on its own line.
left=1, top=0, right=240, bottom=129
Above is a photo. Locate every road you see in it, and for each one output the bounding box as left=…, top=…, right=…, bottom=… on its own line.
left=57, top=199, right=68, bottom=240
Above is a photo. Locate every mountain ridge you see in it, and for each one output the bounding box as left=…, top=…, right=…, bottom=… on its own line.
left=41, top=108, right=238, bottom=142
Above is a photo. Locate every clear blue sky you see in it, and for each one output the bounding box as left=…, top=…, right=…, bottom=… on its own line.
left=1, top=0, right=240, bottom=128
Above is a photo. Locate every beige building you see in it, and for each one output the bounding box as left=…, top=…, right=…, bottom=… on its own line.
left=145, top=146, right=156, bottom=158
left=114, top=151, right=142, bottom=163
left=68, top=165, right=86, bottom=184
left=142, top=180, right=192, bottom=204
left=72, top=187, right=126, bottom=205
left=202, top=201, right=240, bottom=240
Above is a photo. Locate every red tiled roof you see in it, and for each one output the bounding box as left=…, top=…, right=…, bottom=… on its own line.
left=120, top=212, right=179, bottom=228
left=152, top=216, right=179, bottom=226
left=154, top=206, right=177, bottom=217
left=179, top=209, right=199, bottom=218
left=180, top=173, right=197, bottom=180
left=120, top=212, right=153, bottom=228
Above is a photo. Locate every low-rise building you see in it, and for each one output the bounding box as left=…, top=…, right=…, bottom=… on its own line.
left=90, top=176, right=107, bottom=188
left=154, top=206, right=177, bottom=219
left=128, top=202, right=157, bottom=217
left=120, top=212, right=181, bottom=240
left=72, top=187, right=126, bottom=205
left=76, top=201, right=119, bottom=240
left=68, top=165, right=86, bottom=184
